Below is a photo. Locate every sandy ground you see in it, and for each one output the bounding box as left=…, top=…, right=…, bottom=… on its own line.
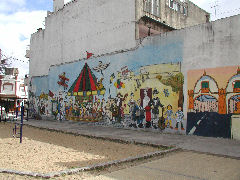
left=0, top=122, right=160, bottom=176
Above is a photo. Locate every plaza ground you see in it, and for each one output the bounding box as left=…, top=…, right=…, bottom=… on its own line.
left=0, top=119, right=240, bottom=179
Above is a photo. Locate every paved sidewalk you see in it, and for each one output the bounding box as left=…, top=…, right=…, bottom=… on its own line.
left=92, top=151, right=240, bottom=180
left=24, top=119, right=240, bottom=158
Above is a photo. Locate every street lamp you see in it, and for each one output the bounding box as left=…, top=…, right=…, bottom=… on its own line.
left=148, top=25, right=151, bottom=36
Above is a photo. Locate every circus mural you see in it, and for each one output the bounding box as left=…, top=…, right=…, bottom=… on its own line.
left=29, top=37, right=185, bottom=134
left=187, top=66, right=240, bottom=139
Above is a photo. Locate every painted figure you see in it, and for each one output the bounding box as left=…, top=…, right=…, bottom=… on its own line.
left=175, top=107, right=184, bottom=130
left=56, top=98, right=63, bottom=122
left=128, top=92, right=136, bottom=126
left=115, top=93, right=128, bottom=122
left=142, top=89, right=150, bottom=108
left=165, top=105, right=173, bottom=129
left=136, top=99, right=145, bottom=128
left=150, top=88, right=163, bottom=129
left=145, top=102, right=152, bottom=128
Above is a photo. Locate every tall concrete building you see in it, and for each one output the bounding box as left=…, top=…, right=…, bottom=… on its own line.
left=28, top=0, right=209, bottom=77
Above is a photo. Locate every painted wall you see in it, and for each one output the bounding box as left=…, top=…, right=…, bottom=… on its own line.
left=30, top=34, right=186, bottom=133
left=187, top=66, right=240, bottom=138
left=29, top=0, right=136, bottom=77
left=30, top=15, right=240, bottom=137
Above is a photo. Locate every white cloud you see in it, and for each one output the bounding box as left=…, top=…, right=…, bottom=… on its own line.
left=0, top=11, right=47, bottom=77
left=190, top=0, right=240, bottom=21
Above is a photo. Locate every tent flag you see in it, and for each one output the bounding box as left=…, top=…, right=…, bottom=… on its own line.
left=68, top=63, right=98, bottom=96
left=86, top=51, right=93, bottom=59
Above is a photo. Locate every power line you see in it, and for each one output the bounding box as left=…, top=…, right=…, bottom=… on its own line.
left=0, top=49, right=29, bottom=63
left=217, top=7, right=240, bottom=16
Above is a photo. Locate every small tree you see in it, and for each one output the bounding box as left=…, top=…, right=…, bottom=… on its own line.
left=158, top=73, right=184, bottom=108
left=0, top=49, right=11, bottom=74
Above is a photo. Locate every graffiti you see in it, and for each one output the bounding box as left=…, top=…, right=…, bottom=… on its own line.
left=187, top=66, right=240, bottom=139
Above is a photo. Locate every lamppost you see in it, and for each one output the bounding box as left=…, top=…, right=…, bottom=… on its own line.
left=148, top=25, right=151, bottom=36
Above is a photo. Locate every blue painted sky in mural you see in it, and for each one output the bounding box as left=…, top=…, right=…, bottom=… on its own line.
left=47, top=37, right=183, bottom=98
left=32, top=76, right=49, bottom=96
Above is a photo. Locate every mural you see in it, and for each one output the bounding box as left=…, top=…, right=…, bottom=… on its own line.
left=187, top=66, right=240, bottom=139
left=29, top=38, right=186, bottom=133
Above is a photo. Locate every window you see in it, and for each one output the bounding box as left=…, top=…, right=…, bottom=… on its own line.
left=233, top=80, right=240, bottom=93
left=173, top=2, right=178, bottom=11
left=143, top=0, right=149, bottom=12
left=143, top=0, right=160, bottom=17
left=201, top=81, right=209, bottom=89
left=201, top=81, right=209, bottom=93
left=143, top=0, right=151, bottom=13
left=153, top=0, right=160, bottom=17
left=168, top=0, right=188, bottom=16
left=169, top=0, right=174, bottom=8
left=183, top=6, right=188, bottom=15
left=177, top=3, right=181, bottom=12
left=234, top=81, right=240, bottom=88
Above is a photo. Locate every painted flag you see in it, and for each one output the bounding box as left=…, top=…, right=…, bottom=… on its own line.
left=110, top=73, right=115, bottom=84
left=114, top=79, right=125, bottom=89
left=49, top=90, right=54, bottom=98
left=86, top=51, right=93, bottom=59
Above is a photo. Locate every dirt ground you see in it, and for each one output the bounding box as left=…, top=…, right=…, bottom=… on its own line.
left=0, top=122, right=161, bottom=178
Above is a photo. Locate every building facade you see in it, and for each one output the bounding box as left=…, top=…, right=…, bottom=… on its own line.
left=137, top=0, right=209, bottom=38
left=28, top=0, right=209, bottom=77
left=0, top=68, right=28, bottom=114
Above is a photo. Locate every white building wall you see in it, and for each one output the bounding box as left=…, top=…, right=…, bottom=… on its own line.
left=30, top=0, right=136, bottom=77
left=53, top=0, right=64, bottom=12
left=182, top=15, right=240, bottom=116
left=1, top=76, right=16, bottom=95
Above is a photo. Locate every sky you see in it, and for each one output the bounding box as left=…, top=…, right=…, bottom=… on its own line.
left=0, top=0, right=239, bottom=77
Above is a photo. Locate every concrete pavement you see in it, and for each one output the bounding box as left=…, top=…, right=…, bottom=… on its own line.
left=24, top=119, right=240, bottom=158
left=92, top=151, right=240, bottom=180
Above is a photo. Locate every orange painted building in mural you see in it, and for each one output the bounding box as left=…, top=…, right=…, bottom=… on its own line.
left=188, top=66, right=240, bottom=115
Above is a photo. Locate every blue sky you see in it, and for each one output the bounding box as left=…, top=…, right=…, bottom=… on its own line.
left=0, top=0, right=52, bottom=14
left=0, top=0, right=239, bottom=77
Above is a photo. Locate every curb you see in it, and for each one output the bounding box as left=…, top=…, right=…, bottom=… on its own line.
left=0, top=148, right=180, bottom=178
left=24, top=123, right=173, bottom=149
